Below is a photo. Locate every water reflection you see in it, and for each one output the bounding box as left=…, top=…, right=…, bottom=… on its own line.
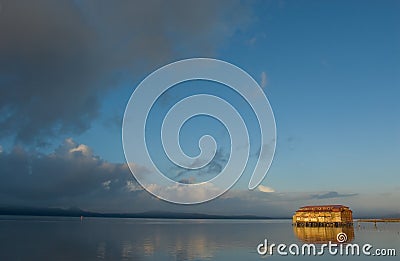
left=293, top=226, right=355, bottom=243
left=1, top=216, right=398, bottom=260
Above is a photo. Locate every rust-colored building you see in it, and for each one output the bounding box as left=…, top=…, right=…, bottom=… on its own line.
left=293, top=205, right=353, bottom=227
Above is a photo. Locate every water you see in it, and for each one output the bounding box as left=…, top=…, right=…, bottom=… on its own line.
left=0, top=216, right=398, bottom=260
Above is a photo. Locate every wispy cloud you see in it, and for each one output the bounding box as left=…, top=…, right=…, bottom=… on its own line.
left=246, top=32, right=266, bottom=46
left=173, top=149, right=228, bottom=182
left=310, top=191, right=358, bottom=199
left=260, top=71, right=268, bottom=89
left=257, top=185, right=275, bottom=193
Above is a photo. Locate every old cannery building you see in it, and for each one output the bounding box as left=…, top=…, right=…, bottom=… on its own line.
left=293, top=205, right=353, bottom=227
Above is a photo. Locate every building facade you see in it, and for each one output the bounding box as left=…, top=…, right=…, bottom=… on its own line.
left=293, top=205, right=353, bottom=227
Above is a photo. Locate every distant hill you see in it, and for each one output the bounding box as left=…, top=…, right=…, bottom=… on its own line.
left=0, top=206, right=278, bottom=220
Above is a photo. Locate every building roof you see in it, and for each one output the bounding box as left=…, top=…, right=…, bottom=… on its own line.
left=295, top=205, right=351, bottom=213
left=300, top=205, right=348, bottom=209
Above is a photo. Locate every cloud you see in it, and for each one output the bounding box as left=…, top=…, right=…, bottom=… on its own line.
left=257, top=185, right=275, bottom=193
left=260, top=71, right=268, bottom=88
left=0, top=141, right=397, bottom=217
left=173, top=149, right=228, bottom=182
left=126, top=180, right=142, bottom=192
left=0, top=0, right=252, bottom=145
left=0, top=139, right=260, bottom=213
left=0, top=138, right=142, bottom=205
left=0, top=139, right=304, bottom=215
left=178, top=177, right=197, bottom=184
left=69, top=144, right=92, bottom=157
left=310, top=191, right=358, bottom=200
left=1, top=140, right=382, bottom=217
left=246, top=33, right=266, bottom=46
left=102, top=180, right=111, bottom=190
left=144, top=182, right=223, bottom=204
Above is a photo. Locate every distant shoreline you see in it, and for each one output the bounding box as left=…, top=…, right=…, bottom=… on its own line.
left=1, top=206, right=398, bottom=220
left=0, top=206, right=287, bottom=220
left=357, top=218, right=400, bottom=223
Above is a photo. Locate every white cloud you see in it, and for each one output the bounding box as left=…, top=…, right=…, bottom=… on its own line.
left=260, top=71, right=267, bottom=89
left=102, top=180, right=111, bottom=190
left=69, top=144, right=92, bottom=156
left=126, top=180, right=142, bottom=192
left=258, top=185, right=275, bottom=193
left=0, top=145, right=2, bottom=153
left=142, top=182, right=221, bottom=204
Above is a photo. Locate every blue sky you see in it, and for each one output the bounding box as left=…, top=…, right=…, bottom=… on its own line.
left=0, top=0, right=399, bottom=217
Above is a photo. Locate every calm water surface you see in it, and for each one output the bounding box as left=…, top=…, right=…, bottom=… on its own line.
left=0, top=216, right=398, bottom=260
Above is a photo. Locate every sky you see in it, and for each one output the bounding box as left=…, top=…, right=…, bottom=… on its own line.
left=0, top=0, right=399, bottom=217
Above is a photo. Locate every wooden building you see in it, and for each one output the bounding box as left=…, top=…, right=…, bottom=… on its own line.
left=293, top=205, right=353, bottom=227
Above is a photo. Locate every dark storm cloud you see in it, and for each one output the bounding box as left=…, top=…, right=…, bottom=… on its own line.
left=0, top=139, right=289, bottom=216
left=310, top=191, right=358, bottom=200
left=0, top=0, right=251, bottom=144
left=0, top=139, right=288, bottom=216
left=0, top=139, right=144, bottom=204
